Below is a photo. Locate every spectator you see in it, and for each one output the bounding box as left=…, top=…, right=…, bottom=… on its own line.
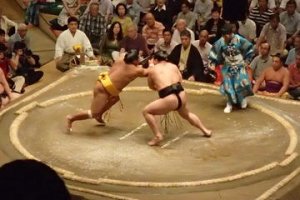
left=119, top=24, right=150, bottom=58
left=192, top=30, right=212, bottom=69
left=249, top=0, right=274, bottom=37
left=0, top=159, right=71, bottom=200
left=84, top=0, right=114, bottom=21
left=154, top=29, right=178, bottom=55
left=286, top=34, right=300, bottom=65
left=0, top=43, right=25, bottom=94
left=0, top=28, right=8, bottom=48
left=176, top=1, right=197, bottom=31
left=256, top=13, right=287, bottom=55
left=55, top=17, right=95, bottom=72
left=0, top=68, right=18, bottom=109
left=8, top=23, right=30, bottom=52
left=111, top=3, right=133, bottom=36
left=250, top=42, right=273, bottom=85
left=280, top=0, right=300, bottom=49
left=150, top=0, right=173, bottom=30
left=51, top=0, right=81, bottom=37
left=10, top=41, right=43, bottom=85
left=0, top=8, right=17, bottom=40
left=279, top=0, right=300, bottom=12
left=168, top=30, right=207, bottom=82
left=288, top=49, right=300, bottom=100
left=172, top=19, right=195, bottom=44
left=124, top=0, right=142, bottom=25
left=79, top=2, right=107, bottom=52
left=204, top=7, right=225, bottom=44
left=253, top=53, right=290, bottom=97
left=193, top=0, right=214, bottom=29
left=100, top=21, right=123, bottom=66
left=238, top=11, right=257, bottom=43
left=249, top=0, right=276, bottom=11
left=142, top=12, right=165, bottom=52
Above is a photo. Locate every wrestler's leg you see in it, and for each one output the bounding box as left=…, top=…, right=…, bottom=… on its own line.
left=66, top=85, right=108, bottom=131
left=177, top=94, right=212, bottom=137
left=95, top=96, right=120, bottom=123
left=143, top=96, right=177, bottom=145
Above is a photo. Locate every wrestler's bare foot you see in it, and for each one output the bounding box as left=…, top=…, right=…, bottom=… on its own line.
left=95, top=115, right=106, bottom=126
left=203, top=130, right=212, bottom=138
left=66, top=115, right=73, bottom=133
left=148, top=135, right=163, bottom=146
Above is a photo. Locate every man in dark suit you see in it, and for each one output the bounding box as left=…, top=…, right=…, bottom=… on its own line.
left=168, top=29, right=208, bottom=82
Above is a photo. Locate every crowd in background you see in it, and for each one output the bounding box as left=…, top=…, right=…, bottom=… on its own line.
left=1, top=0, right=300, bottom=109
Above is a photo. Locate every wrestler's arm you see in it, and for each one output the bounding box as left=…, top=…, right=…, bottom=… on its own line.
left=277, top=70, right=290, bottom=97
left=137, top=66, right=148, bottom=77
left=253, top=70, right=266, bottom=93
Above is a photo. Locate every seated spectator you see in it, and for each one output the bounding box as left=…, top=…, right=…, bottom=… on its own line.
left=51, top=0, right=81, bottom=37
left=176, top=1, right=197, bottom=31
left=193, top=0, right=214, bottom=30
left=24, top=0, right=49, bottom=27
left=249, top=0, right=276, bottom=11
left=0, top=159, right=71, bottom=200
left=79, top=2, right=106, bottom=52
left=168, top=30, right=208, bottom=82
left=238, top=11, right=257, bottom=43
left=250, top=42, right=273, bottom=84
left=204, top=7, right=225, bottom=44
left=0, top=28, right=8, bottom=47
left=288, top=49, right=300, bottom=100
left=124, top=0, right=141, bottom=25
left=172, top=19, right=195, bottom=44
left=150, top=0, right=173, bottom=30
left=280, top=0, right=300, bottom=50
left=256, top=14, right=287, bottom=55
left=279, top=0, right=300, bottom=13
left=8, top=23, right=31, bottom=52
left=142, top=12, right=164, bottom=52
left=118, top=24, right=149, bottom=59
left=192, top=30, right=212, bottom=70
left=84, top=0, right=114, bottom=21
left=100, top=21, right=123, bottom=66
left=286, top=34, right=300, bottom=65
left=253, top=53, right=290, bottom=97
left=0, top=68, right=18, bottom=109
left=0, top=8, right=17, bottom=40
left=154, top=29, right=178, bottom=55
left=249, top=0, right=273, bottom=37
left=0, top=43, right=25, bottom=94
left=111, top=3, right=133, bottom=36
left=10, top=41, right=43, bottom=85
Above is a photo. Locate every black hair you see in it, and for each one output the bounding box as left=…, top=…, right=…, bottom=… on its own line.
left=107, top=21, right=123, bottom=41
left=286, top=0, right=297, bottom=7
left=0, top=159, right=71, bottom=200
left=67, top=16, right=79, bottom=24
left=269, top=13, right=280, bottom=22
left=0, top=28, right=5, bottom=36
left=271, top=53, right=286, bottom=63
left=221, top=23, right=233, bottom=35
left=180, top=29, right=191, bottom=38
left=13, top=41, right=26, bottom=52
left=0, top=43, right=7, bottom=53
left=115, top=3, right=127, bottom=16
left=163, top=28, right=172, bottom=35
left=124, top=49, right=139, bottom=64
left=153, top=50, right=168, bottom=61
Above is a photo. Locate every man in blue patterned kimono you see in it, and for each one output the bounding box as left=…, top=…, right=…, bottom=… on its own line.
left=209, top=24, right=254, bottom=113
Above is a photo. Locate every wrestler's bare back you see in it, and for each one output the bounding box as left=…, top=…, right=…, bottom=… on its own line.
left=108, top=60, right=147, bottom=91
left=148, top=61, right=182, bottom=91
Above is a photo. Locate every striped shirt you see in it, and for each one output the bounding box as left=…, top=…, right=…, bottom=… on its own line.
left=249, top=7, right=273, bottom=33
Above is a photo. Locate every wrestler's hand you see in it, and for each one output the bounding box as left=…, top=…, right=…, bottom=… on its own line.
left=188, top=76, right=195, bottom=81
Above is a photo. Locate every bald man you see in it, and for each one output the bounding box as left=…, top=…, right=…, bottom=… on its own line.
left=192, top=30, right=212, bottom=68
left=171, top=19, right=195, bottom=44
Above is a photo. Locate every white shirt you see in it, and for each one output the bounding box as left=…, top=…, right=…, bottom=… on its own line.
left=191, top=40, right=212, bottom=67
left=238, top=18, right=257, bottom=41
left=154, top=38, right=178, bottom=55
left=55, top=29, right=94, bottom=58
left=171, top=28, right=195, bottom=44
